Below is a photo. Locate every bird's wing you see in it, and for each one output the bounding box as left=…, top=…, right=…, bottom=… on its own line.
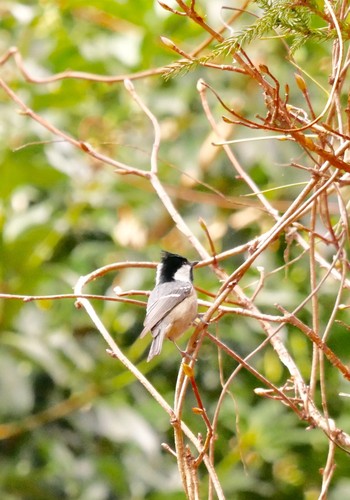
left=140, top=282, right=192, bottom=337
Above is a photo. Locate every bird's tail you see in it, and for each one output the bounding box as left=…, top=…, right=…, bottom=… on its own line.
left=147, top=328, right=166, bottom=362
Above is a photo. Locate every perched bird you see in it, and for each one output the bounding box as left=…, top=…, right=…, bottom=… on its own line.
left=140, top=251, right=198, bottom=362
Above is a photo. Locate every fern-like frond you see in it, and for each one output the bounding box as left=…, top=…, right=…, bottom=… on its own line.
left=163, top=0, right=335, bottom=79
left=289, top=29, right=332, bottom=53
left=163, top=59, right=199, bottom=80
left=214, top=0, right=315, bottom=58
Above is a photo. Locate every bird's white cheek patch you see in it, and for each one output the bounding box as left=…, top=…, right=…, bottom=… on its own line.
left=173, top=264, right=192, bottom=282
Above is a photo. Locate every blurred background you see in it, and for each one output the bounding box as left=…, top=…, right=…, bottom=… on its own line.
left=1, top=1, right=350, bottom=499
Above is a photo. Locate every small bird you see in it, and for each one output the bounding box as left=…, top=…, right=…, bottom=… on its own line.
left=140, top=251, right=198, bottom=362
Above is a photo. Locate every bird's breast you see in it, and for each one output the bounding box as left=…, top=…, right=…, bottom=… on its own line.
left=165, top=288, right=198, bottom=341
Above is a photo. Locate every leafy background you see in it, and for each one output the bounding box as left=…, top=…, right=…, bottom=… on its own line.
left=1, top=1, right=350, bottom=499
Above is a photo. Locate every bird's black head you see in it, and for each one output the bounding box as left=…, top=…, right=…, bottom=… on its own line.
left=156, top=251, right=196, bottom=284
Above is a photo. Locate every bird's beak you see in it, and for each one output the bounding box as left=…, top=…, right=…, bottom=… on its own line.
left=191, top=260, right=199, bottom=267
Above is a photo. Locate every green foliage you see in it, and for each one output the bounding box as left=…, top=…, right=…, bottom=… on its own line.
left=216, top=0, right=330, bottom=54
left=165, top=0, right=336, bottom=80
